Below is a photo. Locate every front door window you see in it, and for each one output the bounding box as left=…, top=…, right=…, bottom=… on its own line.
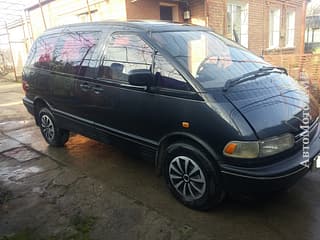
left=99, top=33, right=153, bottom=82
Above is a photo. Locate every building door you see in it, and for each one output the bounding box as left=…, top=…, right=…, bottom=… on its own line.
left=160, top=6, right=173, bottom=21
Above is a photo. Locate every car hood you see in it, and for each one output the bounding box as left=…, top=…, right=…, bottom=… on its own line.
left=213, top=73, right=319, bottom=139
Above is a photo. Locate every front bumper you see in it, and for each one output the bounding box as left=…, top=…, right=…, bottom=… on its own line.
left=220, top=124, right=320, bottom=193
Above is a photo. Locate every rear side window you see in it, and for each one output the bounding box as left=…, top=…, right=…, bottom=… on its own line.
left=99, top=33, right=153, bottom=82
left=54, top=31, right=100, bottom=75
left=26, top=31, right=100, bottom=76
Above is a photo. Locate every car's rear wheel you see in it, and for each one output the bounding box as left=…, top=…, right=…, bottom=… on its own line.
left=38, top=107, right=69, bottom=147
left=164, top=142, right=225, bottom=210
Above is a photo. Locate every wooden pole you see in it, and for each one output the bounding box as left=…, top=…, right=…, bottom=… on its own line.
left=21, top=16, right=28, bottom=53
left=86, top=0, right=93, bottom=22
left=38, top=0, right=47, bottom=30
left=24, top=10, right=34, bottom=43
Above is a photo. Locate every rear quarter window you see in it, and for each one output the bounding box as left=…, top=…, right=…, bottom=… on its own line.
left=28, top=34, right=59, bottom=70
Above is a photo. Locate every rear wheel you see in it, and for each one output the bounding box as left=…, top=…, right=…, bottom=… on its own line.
left=38, top=107, right=69, bottom=147
left=164, top=142, right=225, bottom=210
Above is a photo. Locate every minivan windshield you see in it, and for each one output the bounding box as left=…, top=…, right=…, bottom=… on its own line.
left=152, top=31, right=270, bottom=89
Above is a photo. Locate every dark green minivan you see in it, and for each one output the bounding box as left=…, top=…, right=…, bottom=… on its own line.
left=23, top=21, right=320, bottom=210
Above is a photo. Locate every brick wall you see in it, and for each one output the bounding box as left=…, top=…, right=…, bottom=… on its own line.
left=207, top=0, right=226, bottom=34
left=126, top=0, right=160, bottom=20
left=126, top=0, right=184, bottom=22
left=189, top=0, right=206, bottom=26
left=248, top=0, right=265, bottom=55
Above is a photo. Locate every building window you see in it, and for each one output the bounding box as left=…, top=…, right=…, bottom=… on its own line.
left=314, top=29, right=320, bottom=42
left=160, top=3, right=179, bottom=22
left=286, top=10, right=295, bottom=47
left=305, top=28, right=320, bottom=43
left=269, top=8, right=280, bottom=48
left=227, top=1, right=248, bottom=48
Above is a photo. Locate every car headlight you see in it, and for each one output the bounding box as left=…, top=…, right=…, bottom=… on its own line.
left=223, top=133, right=294, bottom=159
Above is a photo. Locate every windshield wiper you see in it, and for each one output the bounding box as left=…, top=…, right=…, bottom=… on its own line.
left=223, top=66, right=287, bottom=91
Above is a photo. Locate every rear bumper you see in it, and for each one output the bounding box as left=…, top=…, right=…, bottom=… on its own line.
left=220, top=124, right=320, bottom=193
left=23, top=97, right=34, bottom=116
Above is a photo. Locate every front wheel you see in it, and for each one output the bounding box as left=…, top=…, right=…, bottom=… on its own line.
left=38, top=107, right=69, bottom=147
left=164, top=142, right=225, bottom=210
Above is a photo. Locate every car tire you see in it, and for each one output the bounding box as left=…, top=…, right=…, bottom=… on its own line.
left=38, top=107, right=69, bottom=147
left=164, top=142, right=225, bottom=210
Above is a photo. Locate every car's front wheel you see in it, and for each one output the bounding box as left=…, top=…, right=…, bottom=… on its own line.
left=38, top=107, right=69, bottom=147
left=164, top=142, right=225, bottom=210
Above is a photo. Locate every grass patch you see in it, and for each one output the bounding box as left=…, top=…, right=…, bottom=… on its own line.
left=66, top=215, right=96, bottom=240
left=0, top=215, right=96, bottom=240
left=0, top=229, right=34, bottom=240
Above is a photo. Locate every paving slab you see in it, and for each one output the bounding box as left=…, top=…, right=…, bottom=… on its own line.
left=0, top=156, right=59, bottom=184
left=5, top=126, right=40, bottom=145
left=0, top=138, right=21, bottom=153
left=0, top=120, right=35, bottom=133
left=3, top=147, right=40, bottom=163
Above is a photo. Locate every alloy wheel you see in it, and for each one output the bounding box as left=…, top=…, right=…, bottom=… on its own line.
left=41, top=114, right=55, bottom=141
left=169, top=156, right=206, bottom=200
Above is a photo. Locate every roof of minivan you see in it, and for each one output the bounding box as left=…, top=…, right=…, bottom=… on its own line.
left=44, top=20, right=210, bottom=34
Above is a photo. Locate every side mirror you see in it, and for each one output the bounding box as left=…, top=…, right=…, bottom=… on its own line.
left=128, top=69, right=153, bottom=86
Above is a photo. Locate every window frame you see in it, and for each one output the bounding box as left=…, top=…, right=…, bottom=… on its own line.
left=285, top=10, right=296, bottom=48
left=226, top=0, right=249, bottom=48
left=269, top=7, right=281, bottom=49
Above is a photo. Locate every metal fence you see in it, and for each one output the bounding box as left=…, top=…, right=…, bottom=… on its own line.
left=0, top=18, right=31, bottom=82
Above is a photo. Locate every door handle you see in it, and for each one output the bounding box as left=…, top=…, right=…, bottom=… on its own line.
left=92, top=85, right=104, bottom=94
left=80, top=83, right=91, bottom=91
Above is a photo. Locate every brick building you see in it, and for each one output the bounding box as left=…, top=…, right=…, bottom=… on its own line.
left=24, top=0, right=307, bottom=56
left=188, top=0, right=307, bottom=56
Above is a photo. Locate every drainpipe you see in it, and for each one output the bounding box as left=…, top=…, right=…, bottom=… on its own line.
left=205, top=0, right=209, bottom=27
left=298, top=0, right=307, bottom=82
left=300, top=0, right=307, bottom=55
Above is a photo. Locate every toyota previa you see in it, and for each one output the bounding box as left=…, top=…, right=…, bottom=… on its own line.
left=22, top=21, right=320, bottom=210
